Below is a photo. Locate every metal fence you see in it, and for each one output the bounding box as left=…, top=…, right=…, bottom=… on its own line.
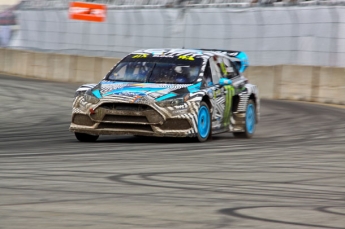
left=17, top=0, right=345, bottom=9
left=9, top=5, right=345, bottom=67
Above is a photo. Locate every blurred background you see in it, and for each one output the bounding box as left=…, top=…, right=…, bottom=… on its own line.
left=0, top=2, right=344, bottom=228
left=1, top=0, right=345, bottom=67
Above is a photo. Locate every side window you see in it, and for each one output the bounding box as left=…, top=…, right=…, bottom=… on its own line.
left=218, top=57, right=228, bottom=78
left=229, top=57, right=241, bottom=75
left=209, top=57, right=221, bottom=84
left=224, top=58, right=239, bottom=78
left=204, top=62, right=213, bottom=86
left=231, top=60, right=240, bottom=77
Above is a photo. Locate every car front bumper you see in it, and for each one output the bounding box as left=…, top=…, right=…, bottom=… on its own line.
left=69, top=96, right=198, bottom=137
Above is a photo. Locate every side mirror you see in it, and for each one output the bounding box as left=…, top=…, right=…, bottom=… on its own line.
left=219, top=78, right=232, bottom=86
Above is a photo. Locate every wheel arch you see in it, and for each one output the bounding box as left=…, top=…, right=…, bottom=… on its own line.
left=249, top=93, right=259, bottom=124
left=201, top=95, right=212, bottom=111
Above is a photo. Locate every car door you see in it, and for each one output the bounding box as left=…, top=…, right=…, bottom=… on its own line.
left=209, top=56, right=231, bottom=133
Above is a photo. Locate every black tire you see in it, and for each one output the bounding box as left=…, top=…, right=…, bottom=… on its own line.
left=75, top=132, right=99, bottom=142
left=233, top=99, right=256, bottom=139
left=233, top=132, right=247, bottom=138
left=196, top=101, right=212, bottom=142
left=134, top=135, right=152, bottom=139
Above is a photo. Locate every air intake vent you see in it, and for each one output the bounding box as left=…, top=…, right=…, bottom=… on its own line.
left=97, top=123, right=153, bottom=132
left=99, top=103, right=153, bottom=111
left=103, top=115, right=149, bottom=123
left=159, top=119, right=191, bottom=130
left=73, top=114, right=94, bottom=126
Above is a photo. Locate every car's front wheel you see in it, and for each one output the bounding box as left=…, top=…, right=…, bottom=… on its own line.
left=196, top=101, right=211, bottom=142
left=233, top=99, right=256, bottom=138
left=75, top=132, right=99, bottom=142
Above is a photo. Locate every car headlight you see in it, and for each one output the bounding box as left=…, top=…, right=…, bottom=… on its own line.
left=74, top=90, right=86, bottom=98
left=156, top=94, right=189, bottom=107
left=83, top=90, right=100, bottom=104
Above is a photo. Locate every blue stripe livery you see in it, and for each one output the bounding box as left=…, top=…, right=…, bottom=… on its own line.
left=156, top=93, right=177, bottom=101
left=92, top=89, right=102, bottom=99
left=187, top=82, right=202, bottom=93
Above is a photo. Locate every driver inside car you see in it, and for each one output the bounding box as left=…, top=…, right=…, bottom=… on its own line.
left=174, top=66, right=191, bottom=83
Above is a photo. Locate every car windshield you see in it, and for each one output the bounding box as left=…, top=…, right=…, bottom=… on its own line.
left=106, top=55, right=202, bottom=84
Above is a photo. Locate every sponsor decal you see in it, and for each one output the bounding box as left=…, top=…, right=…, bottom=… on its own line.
left=171, top=109, right=188, bottom=116
left=174, top=104, right=188, bottom=109
left=69, top=2, right=106, bottom=22
left=132, top=54, right=148, bottom=58
left=178, top=55, right=195, bottom=61
left=222, top=85, right=235, bottom=126
left=113, top=91, right=146, bottom=97
left=133, top=97, right=150, bottom=104
left=131, top=95, right=142, bottom=103
left=153, top=54, right=174, bottom=58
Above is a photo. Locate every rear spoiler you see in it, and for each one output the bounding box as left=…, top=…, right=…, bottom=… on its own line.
left=200, top=49, right=249, bottom=73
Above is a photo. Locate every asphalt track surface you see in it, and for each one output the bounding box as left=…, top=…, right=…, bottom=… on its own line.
left=0, top=74, right=344, bottom=229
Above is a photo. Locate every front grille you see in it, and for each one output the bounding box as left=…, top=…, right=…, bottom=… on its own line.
left=97, top=123, right=153, bottom=132
left=159, top=119, right=191, bottom=130
left=73, top=114, right=94, bottom=126
left=99, top=103, right=154, bottom=111
left=103, top=115, right=148, bottom=123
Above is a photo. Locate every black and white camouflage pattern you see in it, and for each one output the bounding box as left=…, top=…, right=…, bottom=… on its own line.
left=71, top=48, right=260, bottom=137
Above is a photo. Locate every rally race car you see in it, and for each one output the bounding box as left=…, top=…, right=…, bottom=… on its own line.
left=69, top=48, right=260, bottom=142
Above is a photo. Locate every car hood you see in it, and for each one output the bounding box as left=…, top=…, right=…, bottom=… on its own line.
left=91, top=81, right=202, bottom=101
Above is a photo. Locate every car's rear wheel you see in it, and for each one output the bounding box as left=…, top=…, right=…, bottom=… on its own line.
left=196, top=101, right=211, bottom=142
left=75, top=132, right=99, bottom=142
left=233, top=99, right=256, bottom=138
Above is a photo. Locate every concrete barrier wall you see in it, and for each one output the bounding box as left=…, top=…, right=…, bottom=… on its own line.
left=1, top=48, right=344, bottom=105
left=0, top=49, right=121, bottom=83
left=245, top=65, right=345, bottom=105
left=318, top=67, right=345, bottom=104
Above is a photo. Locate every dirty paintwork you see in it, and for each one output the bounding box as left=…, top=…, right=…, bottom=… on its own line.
left=70, top=48, right=260, bottom=139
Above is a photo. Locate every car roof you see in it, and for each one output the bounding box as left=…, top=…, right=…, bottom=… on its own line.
left=130, top=48, right=230, bottom=59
